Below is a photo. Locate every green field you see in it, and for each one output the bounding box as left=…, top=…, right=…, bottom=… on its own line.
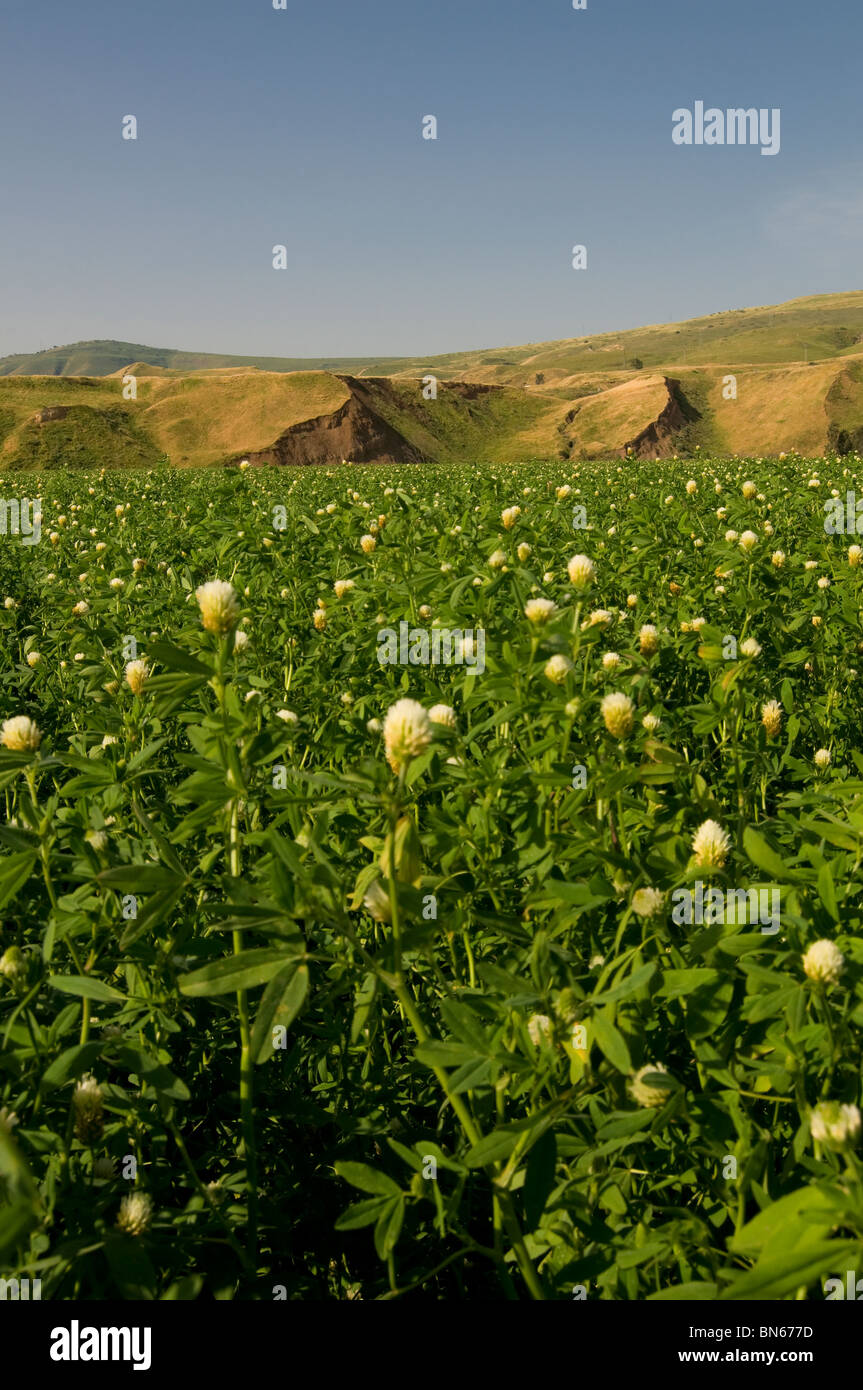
left=0, top=455, right=862, bottom=1300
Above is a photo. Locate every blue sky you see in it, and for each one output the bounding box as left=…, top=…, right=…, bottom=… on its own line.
left=0, top=0, right=860, bottom=358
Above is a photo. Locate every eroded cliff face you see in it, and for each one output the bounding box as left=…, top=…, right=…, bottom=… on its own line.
left=621, top=379, right=700, bottom=459
left=242, top=381, right=427, bottom=467
left=240, top=376, right=513, bottom=467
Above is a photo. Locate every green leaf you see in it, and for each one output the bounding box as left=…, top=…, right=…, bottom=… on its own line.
left=374, top=1197, right=405, bottom=1260
left=49, top=974, right=126, bottom=1003
left=524, top=1130, right=557, bottom=1230
left=743, top=826, right=800, bottom=882
left=414, top=1040, right=481, bottom=1068
left=108, top=1044, right=190, bottom=1101
left=41, top=1042, right=105, bottom=1090
left=334, top=1196, right=392, bottom=1231
left=816, top=863, right=839, bottom=922
left=0, top=852, right=37, bottom=910
left=648, top=1282, right=719, bottom=1300
left=721, top=1240, right=858, bottom=1301
left=591, top=961, right=656, bottom=1007
left=464, top=1129, right=519, bottom=1168
left=590, top=1010, right=632, bottom=1075
left=251, top=962, right=309, bottom=1063
left=178, top=948, right=296, bottom=997
left=334, top=1161, right=402, bottom=1198
left=99, top=865, right=185, bottom=894
left=147, top=642, right=212, bottom=677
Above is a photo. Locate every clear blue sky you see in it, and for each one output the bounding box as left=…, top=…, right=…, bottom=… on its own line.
left=0, top=0, right=859, bottom=359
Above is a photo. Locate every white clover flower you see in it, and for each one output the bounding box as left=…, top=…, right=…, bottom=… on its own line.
left=524, top=597, right=558, bottom=625
left=631, top=887, right=665, bottom=918
left=383, top=699, right=432, bottom=774
left=582, top=608, right=612, bottom=630
left=556, top=485, right=571, bottom=500
left=366, top=717, right=382, bottom=735
left=739, top=530, right=758, bottom=552
left=544, top=654, right=573, bottom=684
left=428, top=704, right=457, bottom=729
left=418, top=604, right=432, bottom=620
left=642, top=712, right=661, bottom=733
left=626, top=593, right=637, bottom=608
left=601, top=692, right=634, bottom=738
left=740, top=637, right=762, bottom=658
left=814, top=748, right=831, bottom=770
left=501, top=506, right=521, bottom=529
left=517, top=542, right=532, bottom=562
left=804, top=559, right=818, bottom=571
left=685, top=480, right=697, bottom=495
left=488, top=549, right=507, bottom=570
left=639, top=623, right=659, bottom=656
left=196, top=580, right=240, bottom=637
left=630, top=1063, right=671, bottom=1108
left=101, top=734, right=119, bottom=747
left=802, top=939, right=845, bottom=985
left=124, top=659, right=148, bottom=695
left=527, top=1014, right=554, bottom=1047
left=26, top=652, right=42, bottom=668
left=567, top=554, right=595, bottom=588
left=809, top=1101, right=861, bottom=1151
left=73, top=1074, right=104, bottom=1143
left=849, top=545, right=862, bottom=567
left=602, top=651, right=621, bottom=672
left=771, top=549, right=786, bottom=568
left=333, top=579, right=355, bottom=598
left=109, top=577, right=124, bottom=589
left=762, top=700, right=783, bottom=738
left=276, top=709, right=298, bottom=725
left=691, top=819, right=730, bottom=870
left=73, top=600, right=90, bottom=616
left=363, top=879, right=392, bottom=923
left=742, top=480, right=757, bottom=499
left=360, top=534, right=377, bottom=554
left=233, top=630, right=250, bottom=654
left=1, top=716, right=41, bottom=753
left=85, top=829, right=108, bottom=853
left=116, top=1191, right=153, bottom=1237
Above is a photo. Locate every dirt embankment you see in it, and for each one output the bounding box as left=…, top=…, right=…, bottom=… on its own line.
left=621, top=378, right=699, bottom=458
left=240, top=376, right=507, bottom=467
left=240, top=376, right=425, bottom=467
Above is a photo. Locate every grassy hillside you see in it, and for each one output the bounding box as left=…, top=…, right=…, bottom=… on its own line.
left=3, top=291, right=863, bottom=386
left=5, top=294, right=863, bottom=465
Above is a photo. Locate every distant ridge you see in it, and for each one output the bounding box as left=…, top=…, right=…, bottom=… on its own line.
left=3, top=291, right=863, bottom=387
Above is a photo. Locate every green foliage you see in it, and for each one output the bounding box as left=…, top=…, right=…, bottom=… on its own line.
left=0, top=452, right=862, bottom=1301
